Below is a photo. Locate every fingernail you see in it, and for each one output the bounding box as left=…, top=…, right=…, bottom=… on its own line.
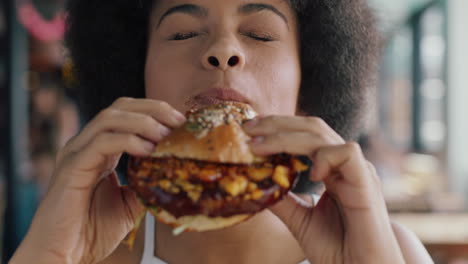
left=244, top=118, right=259, bottom=129
left=160, top=126, right=171, bottom=137
left=250, top=136, right=264, bottom=145
left=174, top=111, right=186, bottom=123
left=144, top=141, right=155, bottom=153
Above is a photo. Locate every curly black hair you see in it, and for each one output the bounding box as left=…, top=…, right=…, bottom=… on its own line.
left=65, top=0, right=379, bottom=140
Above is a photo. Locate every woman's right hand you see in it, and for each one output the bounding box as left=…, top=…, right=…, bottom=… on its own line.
left=10, top=98, right=186, bottom=264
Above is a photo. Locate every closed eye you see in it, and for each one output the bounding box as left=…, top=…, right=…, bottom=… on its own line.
left=243, top=32, right=275, bottom=42
left=169, top=31, right=199, bottom=41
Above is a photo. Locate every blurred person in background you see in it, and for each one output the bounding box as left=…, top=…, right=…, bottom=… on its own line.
left=28, top=71, right=79, bottom=196
left=10, top=0, right=433, bottom=263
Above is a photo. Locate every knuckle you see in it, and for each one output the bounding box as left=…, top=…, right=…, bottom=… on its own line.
left=55, top=149, right=67, bottom=164
left=260, top=115, right=274, bottom=125
left=307, top=116, right=326, bottom=127
left=314, top=148, right=326, bottom=161
left=370, top=172, right=382, bottom=187
left=157, top=100, right=171, bottom=110
left=114, top=97, right=133, bottom=106
left=154, top=122, right=168, bottom=133
left=264, top=116, right=281, bottom=131
left=277, top=132, right=288, bottom=141
left=316, top=132, right=329, bottom=143
left=346, top=141, right=362, bottom=154
left=61, top=135, right=77, bottom=151
left=366, top=161, right=381, bottom=185
left=373, top=173, right=382, bottom=186
left=267, top=115, right=282, bottom=123
left=139, top=114, right=156, bottom=127
left=270, top=115, right=280, bottom=121
left=58, top=152, right=77, bottom=169
left=305, top=117, right=328, bottom=135
left=126, top=134, right=141, bottom=147
left=98, top=108, right=118, bottom=120
left=94, top=132, right=110, bottom=144
left=366, top=161, right=377, bottom=174
left=56, top=134, right=84, bottom=164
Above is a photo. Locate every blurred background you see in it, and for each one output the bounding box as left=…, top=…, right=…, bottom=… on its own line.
left=0, top=0, right=467, bottom=263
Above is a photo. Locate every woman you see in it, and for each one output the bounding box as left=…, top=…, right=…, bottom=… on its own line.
left=10, top=0, right=433, bottom=263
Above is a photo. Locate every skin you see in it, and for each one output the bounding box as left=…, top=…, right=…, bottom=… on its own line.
left=145, top=0, right=301, bottom=115
left=10, top=0, right=434, bottom=263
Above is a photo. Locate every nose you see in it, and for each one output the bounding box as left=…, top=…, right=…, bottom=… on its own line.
left=202, top=38, right=245, bottom=71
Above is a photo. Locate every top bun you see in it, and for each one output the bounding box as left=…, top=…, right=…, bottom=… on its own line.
left=152, top=102, right=264, bottom=164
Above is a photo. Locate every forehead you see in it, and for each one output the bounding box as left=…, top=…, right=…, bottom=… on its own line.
left=151, top=0, right=296, bottom=18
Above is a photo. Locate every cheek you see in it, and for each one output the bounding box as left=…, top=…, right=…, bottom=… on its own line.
left=250, top=50, right=301, bottom=116
left=144, top=44, right=195, bottom=111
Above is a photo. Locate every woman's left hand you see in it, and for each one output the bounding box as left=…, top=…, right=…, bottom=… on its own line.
left=243, top=115, right=405, bottom=264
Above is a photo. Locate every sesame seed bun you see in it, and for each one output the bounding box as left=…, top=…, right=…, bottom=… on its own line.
left=152, top=101, right=263, bottom=164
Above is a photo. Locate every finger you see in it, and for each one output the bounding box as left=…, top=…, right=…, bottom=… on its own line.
left=310, top=142, right=369, bottom=186
left=111, top=97, right=186, bottom=127
left=66, top=108, right=173, bottom=156
left=268, top=192, right=313, bottom=239
left=248, top=131, right=338, bottom=156
left=243, top=116, right=344, bottom=144
left=61, top=132, right=155, bottom=190
left=270, top=192, right=344, bottom=261
left=120, top=184, right=147, bottom=249
left=90, top=172, right=146, bottom=251
left=86, top=109, right=172, bottom=143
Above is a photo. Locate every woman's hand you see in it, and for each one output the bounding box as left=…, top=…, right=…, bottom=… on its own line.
left=243, top=116, right=406, bottom=264
left=10, top=98, right=186, bottom=264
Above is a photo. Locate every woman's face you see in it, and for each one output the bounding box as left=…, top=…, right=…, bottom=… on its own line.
left=145, top=0, right=301, bottom=116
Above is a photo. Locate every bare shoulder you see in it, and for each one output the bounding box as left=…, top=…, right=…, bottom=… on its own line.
left=391, top=221, right=434, bottom=264
left=98, top=216, right=146, bottom=264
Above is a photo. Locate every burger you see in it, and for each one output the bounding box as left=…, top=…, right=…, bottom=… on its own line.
left=126, top=102, right=308, bottom=235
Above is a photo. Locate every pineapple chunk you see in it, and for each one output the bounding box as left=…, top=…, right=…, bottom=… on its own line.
left=170, top=186, right=180, bottom=194
left=247, top=182, right=258, bottom=192
left=198, top=168, right=222, bottom=182
left=175, top=178, right=195, bottom=192
left=292, top=159, right=308, bottom=172
left=274, top=190, right=280, bottom=199
left=187, top=190, right=202, bottom=203
left=175, top=169, right=189, bottom=180
left=219, top=176, right=248, bottom=196
left=251, top=189, right=264, bottom=200
left=158, top=179, right=172, bottom=191
left=273, top=165, right=290, bottom=188
left=247, top=167, right=273, bottom=181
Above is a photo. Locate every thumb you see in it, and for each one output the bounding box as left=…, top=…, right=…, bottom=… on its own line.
left=121, top=186, right=146, bottom=225
left=270, top=192, right=344, bottom=263
left=120, top=185, right=146, bottom=250
left=108, top=171, right=146, bottom=230
left=269, top=192, right=314, bottom=240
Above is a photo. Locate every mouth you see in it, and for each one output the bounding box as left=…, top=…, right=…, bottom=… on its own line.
left=186, top=88, right=251, bottom=109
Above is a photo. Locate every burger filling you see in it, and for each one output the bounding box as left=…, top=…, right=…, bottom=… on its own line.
left=127, top=155, right=307, bottom=218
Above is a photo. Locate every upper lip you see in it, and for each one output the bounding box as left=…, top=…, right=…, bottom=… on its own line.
left=187, top=88, right=251, bottom=107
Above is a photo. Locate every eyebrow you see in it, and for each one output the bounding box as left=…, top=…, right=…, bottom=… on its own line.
left=157, top=4, right=208, bottom=27
left=157, top=3, right=288, bottom=28
left=238, top=3, right=288, bottom=27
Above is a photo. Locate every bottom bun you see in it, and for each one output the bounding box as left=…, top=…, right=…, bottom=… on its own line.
left=151, top=208, right=251, bottom=233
